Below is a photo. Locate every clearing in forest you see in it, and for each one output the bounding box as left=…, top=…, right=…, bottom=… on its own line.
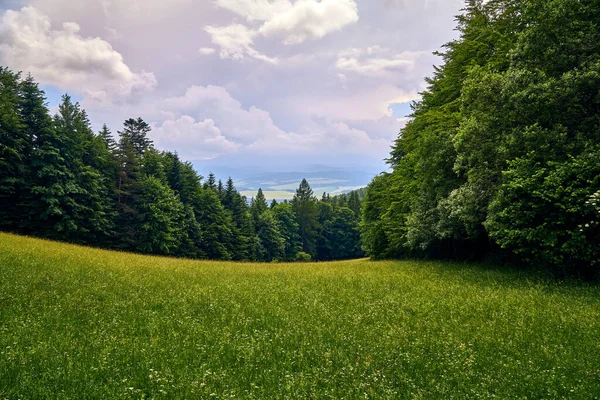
left=1, top=233, right=599, bottom=399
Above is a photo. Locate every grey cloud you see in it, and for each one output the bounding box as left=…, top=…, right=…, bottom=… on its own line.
left=5, top=0, right=464, bottom=173
left=0, top=6, right=156, bottom=102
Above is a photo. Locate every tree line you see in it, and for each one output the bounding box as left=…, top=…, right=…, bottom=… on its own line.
left=0, top=68, right=363, bottom=262
left=361, top=0, right=600, bottom=276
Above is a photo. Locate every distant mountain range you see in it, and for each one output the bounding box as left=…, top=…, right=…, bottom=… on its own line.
left=192, top=164, right=381, bottom=201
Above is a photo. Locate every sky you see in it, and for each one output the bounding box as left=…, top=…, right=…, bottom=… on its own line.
left=0, top=0, right=464, bottom=193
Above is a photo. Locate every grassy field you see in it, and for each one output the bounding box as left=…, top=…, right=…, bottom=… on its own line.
left=1, top=233, right=599, bottom=399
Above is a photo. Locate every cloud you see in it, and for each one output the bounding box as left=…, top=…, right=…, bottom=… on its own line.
left=198, top=47, right=216, bottom=55
left=258, top=0, right=359, bottom=45
left=151, top=116, right=240, bottom=160
left=162, top=85, right=288, bottom=143
left=156, top=84, right=391, bottom=160
left=215, top=0, right=291, bottom=22
left=5, top=0, right=464, bottom=173
left=204, top=24, right=277, bottom=63
left=213, top=0, right=359, bottom=50
left=336, top=47, right=427, bottom=76
left=294, top=84, right=419, bottom=120
left=0, top=6, right=156, bottom=102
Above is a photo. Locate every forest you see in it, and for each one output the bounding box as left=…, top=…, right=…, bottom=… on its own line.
left=0, top=73, right=363, bottom=262
left=361, top=0, right=600, bottom=276
left=2, top=0, right=599, bottom=274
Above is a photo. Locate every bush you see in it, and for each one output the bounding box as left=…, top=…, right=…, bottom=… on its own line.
left=295, top=251, right=312, bottom=262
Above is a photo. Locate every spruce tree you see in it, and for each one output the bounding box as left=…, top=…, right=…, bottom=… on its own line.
left=348, top=191, right=361, bottom=218
left=120, top=117, right=152, bottom=156
left=291, top=179, right=319, bottom=257
left=98, top=123, right=117, bottom=153
left=0, top=68, right=27, bottom=230
left=204, top=172, right=217, bottom=191
left=222, top=177, right=255, bottom=260
left=272, top=203, right=301, bottom=261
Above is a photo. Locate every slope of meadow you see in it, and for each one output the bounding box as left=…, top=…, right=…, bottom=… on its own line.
left=1, top=233, right=599, bottom=399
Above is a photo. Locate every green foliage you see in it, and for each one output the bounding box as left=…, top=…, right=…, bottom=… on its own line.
left=363, top=0, right=600, bottom=273
left=292, top=179, right=320, bottom=257
left=255, top=211, right=285, bottom=262
left=487, top=149, right=600, bottom=275
left=318, top=206, right=363, bottom=260
left=272, top=202, right=302, bottom=261
left=0, top=68, right=28, bottom=230
left=135, top=176, right=185, bottom=254
left=294, top=251, right=312, bottom=262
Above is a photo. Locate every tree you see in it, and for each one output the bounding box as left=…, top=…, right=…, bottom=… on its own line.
left=120, top=117, right=152, bottom=157
left=251, top=188, right=268, bottom=226
left=272, top=203, right=301, bottom=261
left=0, top=69, right=28, bottom=231
left=98, top=124, right=117, bottom=153
left=135, top=176, right=185, bottom=254
left=195, top=188, right=233, bottom=260
left=361, top=0, right=600, bottom=273
left=222, top=177, right=255, bottom=260
left=291, top=179, right=319, bottom=257
left=324, top=207, right=363, bottom=260
left=255, top=211, right=285, bottom=262
left=348, top=191, right=361, bottom=218
left=487, top=149, right=600, bottom=275
left=204, top=172, right=217, bottom=191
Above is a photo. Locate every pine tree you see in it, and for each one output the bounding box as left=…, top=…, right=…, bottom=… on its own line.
left=0, top=68, right=27, bottom=230
left=120, top=117, right=152, bottom=157
left=255, top=211, right=285, bottom=261
left=272, top=203, right=301, bottom=261
left=251, top=188, right=268, bottom=224
left=204, top=172, right=217, bottom=191
left=196, top=188, right=233, bottom=260
left=98, top=123, right=117, bottom=153
left=217, top=179, right=224, bottom=199
left=57, top=96, right=113, bottom=241
left=348, top=191, right=361, bottom=218
left=115, top=119, right=147, bottom=248
left=27, top=95, right=82, bottom=238
left=222, top=177, right=255, bottom=260
left=291, top=179, right=320, bottom=257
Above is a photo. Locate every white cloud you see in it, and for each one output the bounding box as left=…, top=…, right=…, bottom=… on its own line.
left=158, top=84, right=391, bottom=159
left=205, top=24, right=277, bottom=63
left=336, top=48, right=427, bottom=76
left=215, top=0, right=291, bottom=22
left=5, top=0, right=464, bottom=172
left=198, top=47, right=216, bottom=55
left=213, top=0, right=359, bottom=47
left=258, top=0, right=359, bottom=44
left=0, top=6, right=156, bottom=101
left=151, top=116, right=240, bottom=160
left=162, top=85, right=288, bottom=143
left=294, top=84, right=419, bottom=120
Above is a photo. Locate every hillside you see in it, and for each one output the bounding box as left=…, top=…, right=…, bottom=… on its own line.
left=1, top=233, right=599, bottom=398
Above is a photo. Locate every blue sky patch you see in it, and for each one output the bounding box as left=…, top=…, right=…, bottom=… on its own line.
left=41, top=84, right=82, bottom=109
left=388, top=102, right=414, bottom=118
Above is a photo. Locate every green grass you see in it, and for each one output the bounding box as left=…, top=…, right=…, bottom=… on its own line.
left=1, top=233, right=599, bottom=399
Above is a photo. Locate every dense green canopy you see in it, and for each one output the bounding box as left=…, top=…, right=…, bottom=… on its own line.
left=361, top=0, right=600, bottom=275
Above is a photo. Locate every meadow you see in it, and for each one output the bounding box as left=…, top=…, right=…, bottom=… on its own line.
left=1, top=232, right=599, bottom=399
